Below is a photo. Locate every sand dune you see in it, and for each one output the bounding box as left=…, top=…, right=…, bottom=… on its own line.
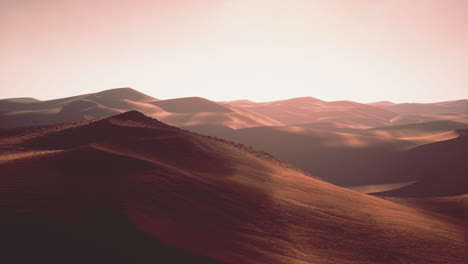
left=292, top=121, right=368, bottom=134
left=388, top=113, right=468, bottom=127
left=152, top=97, right=232, bottom=113
left=185, top=124, right=429, bottom=187
left=1, top=97, right=40, bottom=102
left=187, top=124, right=468, bottom=192
left=1, top=111, right=467, bottom=263
left=366, top=120, right=468, bottom=138
left=0, top=88, right=281, bottom=129
left=370, top=99, right=468, bottom=115
left=0, top=88, right=156, bottom=127
left=152, top=97, right=282, bottom=129
left=292, top=120, right=467, bottom=148
left=384, top=195, right=468, bottom=222
left=373, top=129, right=468, bottom=197
left=225, top=97, right=399, bottom=127
left=226, top=97, right=468, bottom=137
left=2, top=89, right=467, bottom=197
left=294, top=119, right=468, bottom=137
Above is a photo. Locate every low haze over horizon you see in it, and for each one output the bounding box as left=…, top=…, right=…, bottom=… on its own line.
left=2, top=0, right=468, bottom=103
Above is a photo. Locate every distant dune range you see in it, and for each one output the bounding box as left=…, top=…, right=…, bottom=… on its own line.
left=226, top=98, right=468, bottom=130
left=2, top=88, right=468, bottom=195
left=226, top=97, right=399, bottom=128
left=369, top=99, right=468, bottom=115
left=1, top=111, right=467, bottom=264
left=0, top=88, right=281, bottom=129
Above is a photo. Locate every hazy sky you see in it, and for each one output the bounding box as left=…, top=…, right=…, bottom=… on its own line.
left=1, top=0, right=467, bottom=102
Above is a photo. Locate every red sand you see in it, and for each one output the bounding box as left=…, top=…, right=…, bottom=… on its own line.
left=1, top=111, right=467, bottom=263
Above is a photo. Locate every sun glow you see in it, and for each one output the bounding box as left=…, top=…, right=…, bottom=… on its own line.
left=1, top=0, right=467, bottom=103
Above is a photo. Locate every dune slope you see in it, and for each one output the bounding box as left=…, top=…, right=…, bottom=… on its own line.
left=374, top=129, right=468, bottom=197
left=1, top=111, right=467, bottom=264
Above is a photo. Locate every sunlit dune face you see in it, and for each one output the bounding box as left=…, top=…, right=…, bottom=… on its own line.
left=0, top=150, right=62, bottom=164
left=1, top=0, right=468, bottom=102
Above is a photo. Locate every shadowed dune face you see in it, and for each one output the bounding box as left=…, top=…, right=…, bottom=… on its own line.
left=373, top=129, right=468, bottom=197
left=151, top=97, right=232, bottom=113
left=1, top=111, right=467, bottom=264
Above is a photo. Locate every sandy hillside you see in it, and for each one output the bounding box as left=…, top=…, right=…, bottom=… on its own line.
left=1, top=111, right=467, bottom=264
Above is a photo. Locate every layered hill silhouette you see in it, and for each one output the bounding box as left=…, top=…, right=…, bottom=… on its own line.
left=1, top=111, right=467, bottom=264
left=0, top=88, right=281, bottom=129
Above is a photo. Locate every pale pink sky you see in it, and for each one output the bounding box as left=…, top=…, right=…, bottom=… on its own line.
left=1, top=0, right=467, bottom=103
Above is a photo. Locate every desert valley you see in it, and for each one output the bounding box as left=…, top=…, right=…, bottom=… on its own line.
left=1, top=88, right=467, bottom=263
